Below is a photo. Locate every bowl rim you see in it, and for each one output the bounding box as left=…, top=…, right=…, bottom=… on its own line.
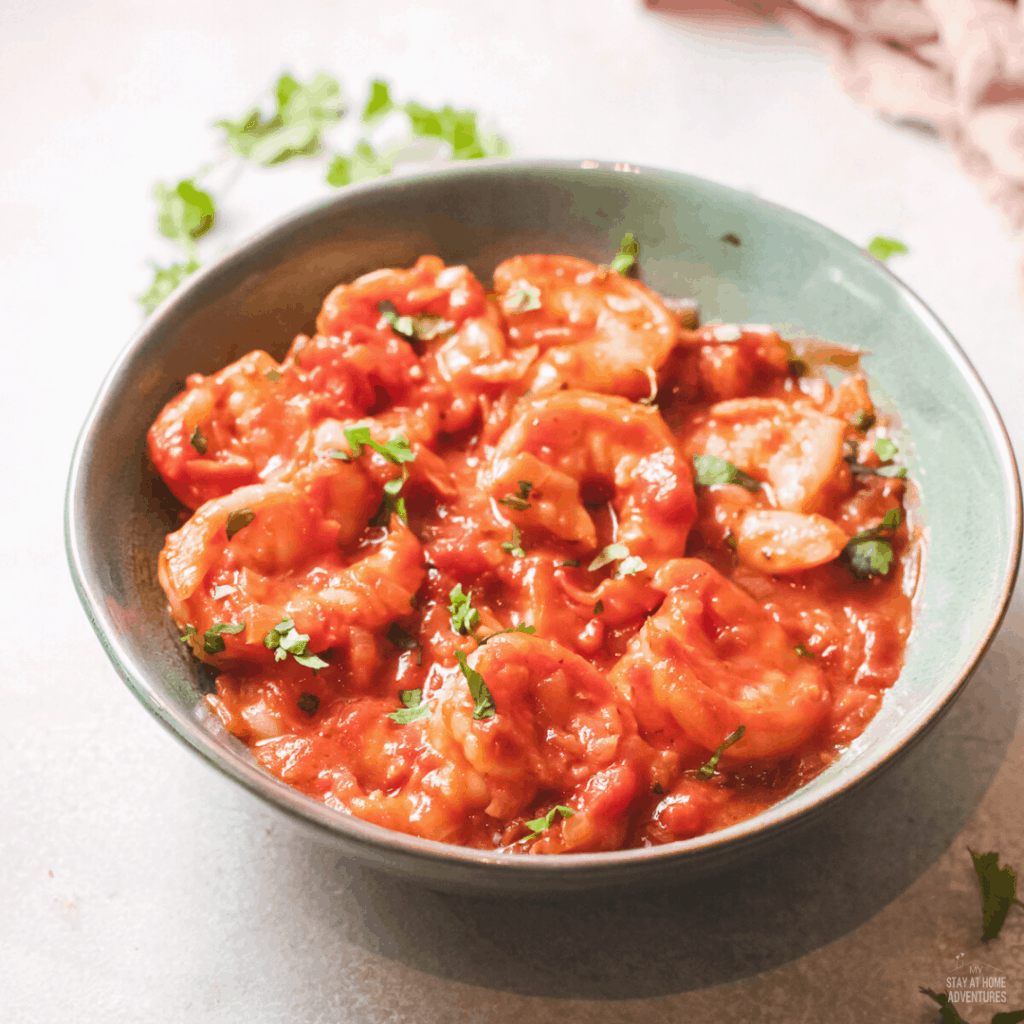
left=65, top=157, right=1023, bottom=881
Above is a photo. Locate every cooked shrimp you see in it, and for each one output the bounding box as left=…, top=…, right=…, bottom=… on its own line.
left=734, top=510, right=849, bottom=574
left=674, top=323, right=791, bottom=402
left=159, top=482, right=424, bottom=660
left=482, top=391, right=697, bottom=569
left=684, top=397, right=847, bottom=512
left=492, top=254, right=679, bottom=400
left=610, top=558, right=830, bottom=761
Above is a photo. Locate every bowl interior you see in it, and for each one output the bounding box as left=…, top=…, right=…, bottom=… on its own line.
left=66, top=161, right=1021, bottom=893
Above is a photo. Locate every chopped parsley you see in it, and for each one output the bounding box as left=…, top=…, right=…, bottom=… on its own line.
left=653, top=782, right=664, bottom=795
left=448, top=585, right=480, bottom=635
left=154, top=178, right=215, bottom=247
left=138, top=259, right=200, bottom=314
left=179, top=624, right=198, bottom=642
left=340, top=426, right=415, bottom=465
left=261, top=618, right=329, bottom=670
left=477, top=623, right=536, bottom=644
left=841, top=507, right=901, bottom=580
left=189, top=425, right=208, bottom=454
left=588, top=543, right=629, bottom=572
left=502, top=284, right=542, bottom=314
left=203, top=621, right=245, bottom=654
left=296, top=692, right=320, bottom=716
left=525, top=804, right=574, bottom=835
left=502, top=525, right=526, bottom=558
left=497, top=480, right=533, bottom=511
left=454, top=650, right=495, bottom=720
left=616, top=555, right=647, bottom=578
left=694, top=725, right=746, bottom=780
left=794, top=643, right=814, bottom=658
left=610, top=232, right=639, bottom=275
left=377, top=299, right=453, bottom=342
left=692, top=454, right=760, bottom=491
left=851, top=409, right=876, bottom=432
left=970, top=849, right=1023, bottom=941
left=212, top=585, right=236, bottom=599
left=361, top=79, right=394, bottom=125
left=874, top=437, right=898, bottom=462
left=866, top=236, right=909, bottom=262
left=265, top=369, right=282, bottom=382
left=724, top=531, right=738, bottom=552
left=593, top=600, right=605, bottom=615
left=325, top=140, right=393, bottom=187
left=225, top=508, right=255, bottom=540
left=388, top=688, right=432, bottom=724
left=559, top=559, right=580, bottom=568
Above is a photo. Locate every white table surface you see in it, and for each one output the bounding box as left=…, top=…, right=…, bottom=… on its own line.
left=3, top=1, right=1023, bottom=1021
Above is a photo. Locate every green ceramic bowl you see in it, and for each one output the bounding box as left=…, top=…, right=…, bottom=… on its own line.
left=65, top=160, right=1021, bottom=894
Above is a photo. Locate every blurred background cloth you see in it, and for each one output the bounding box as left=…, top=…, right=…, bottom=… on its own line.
left=647, top=0, right=1024, bottom=230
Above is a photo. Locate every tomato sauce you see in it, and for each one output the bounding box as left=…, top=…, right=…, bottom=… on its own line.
left=149, top=253, right=914, bottom=853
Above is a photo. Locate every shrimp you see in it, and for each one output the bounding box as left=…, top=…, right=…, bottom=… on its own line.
left=672, top=323, right=791, bottom=402
left=684, top=397, right=848, bottom=513
left=429, top=633, right=647, bottom=850
left=492, top=255, right=679, bottom=400
left=481, top=391, right=696, bottom=570
left=158, top=482, right=424, bottom=661
left=610, top=558, right=830, bottom=762
left=734, top=510, right=849, bottom=574
left=317, top=255, right=487, bottom=339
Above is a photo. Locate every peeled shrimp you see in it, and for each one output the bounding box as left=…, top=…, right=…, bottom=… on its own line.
left=610, top=558, right=830, bottom=761
left=482, top=391, right=696, bottom=570
left=492, top=254, right=679, bottom=400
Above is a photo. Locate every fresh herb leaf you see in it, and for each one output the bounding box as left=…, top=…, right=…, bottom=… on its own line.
left=203, top=621, right=245, bottom=654
left=970, top=850, right=1023, bottom=941
left=403, top=101, right=510, bottom=160
left=559, top=559, right=580, bottom=568
left=376, top=299, right=453, bottom=341
left=692, top=454, right=760, bottom=491
left=154, top=179, right=215, bottom=246
left=867, top=236, right=909, bottom=262
left=874, top=437, right=898, bottom=462
left=342, top=426, right=415, bottom=466
left=454, top=650, right=495, bottom=719
left=589, top=543, right=629, bottom=572
left=262, top=620, right=328, bottom=670
left=388, top=687, right=432, bottom=724
left=361, top=79, right=395, bottom=125
left=294, top=652, right=330, bottom=671
left=653, top=782, right=664, bottom=795
left=610, top=232, right=639, bottom=275
left=325, top=139, right=393, bottom=186
left=386, top=622, right=419, bottom=651
left=265, top=369, right=282, bottom=382
left=189, top=424, right=208, bottom=455
left=919, top=988, right=965, bottom=1024
left=296, top=692, right=320, bottom=716
left=525, top=804, right=574, bottom=835
left=327, top=447, right=351, bottom=462
left=179, top=624, right=198, bottom=642
left=216, top=72, right=344, bottom=167
left=448, top=585, right=480, bottom=635
left=593, top=600, right=604, bottom=615
left=695, top=725, right=746, bottom=779
left=502, top=525, right=526, bottom=558
left=478, top=623, right=536, bottom=644
left=841, top=508, right=901, bottom=579
left=848, top=462, right=908, bottom=479
left=502, top=284, right=541, bottom=314
left=616, top=555, right=647, bottom=578
left=724, top=531, right=738, bottom=552
left=138, top=259, right=200, bottom=313
left=212, top=585, right=236, bottom=599
left=794, top=643, right=813, bottom=658
left=851, top=409, right=876, bottom=432
left=225, top=508, right=255, bottom=540
left=498, top=495, right=531, bottom=511
left=343, top=425, right=371, bottom=457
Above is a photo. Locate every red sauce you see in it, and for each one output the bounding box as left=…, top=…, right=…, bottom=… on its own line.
left=149, top=254, right=914, bottom=853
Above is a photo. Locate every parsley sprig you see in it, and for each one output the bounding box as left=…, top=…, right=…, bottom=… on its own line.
left=454, top=650, right=496, bottom=720
left=841, top=507, right=901, bottom=579
left=587, top=543, right=647, bottom=578
left=525, top=804, right=574, bottom=835
left=692, top=725, right=746, bottom=780
left=329, top=428, right=416, bottom=523
left=502, top=283, right=541, bottom=314
left=388, top=688, right=432, bottom=724
left=497, top=480, right=533, bottom=512
left=692, top=454, right=760, bottom=491
left=866, top=235, right=909, bottom=262
left=970, top=849, right=1023, bottom=941
left=262, top=618, right=330, bottom=670
left=609, top=232, right=639, bottom=275
left=448, top=585, right=480, bottom=635
left=376, top=300, right=453, bottom=342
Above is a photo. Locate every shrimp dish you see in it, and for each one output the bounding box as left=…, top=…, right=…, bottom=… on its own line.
left=148, top=250, right=916, bottom=853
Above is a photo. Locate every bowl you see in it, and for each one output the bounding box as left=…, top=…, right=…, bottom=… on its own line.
left=65, top=159, right=1022, bottom=894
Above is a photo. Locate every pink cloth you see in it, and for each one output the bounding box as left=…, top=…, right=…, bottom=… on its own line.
left=647, top=0, right=1024, bottom=229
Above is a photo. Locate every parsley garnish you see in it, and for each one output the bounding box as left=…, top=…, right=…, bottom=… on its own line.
left=525, top=805, right=574, bottom=835
left=265, top=369, right=282, bottom=382
left=653, top=782, right=664, bottom=795
left=361, top=79, right=394, bottom=125
left=559, top=559, right=580, bottom=568
left=497, top=480, right=533, bottom=512
left=179, top=624, right=198, bottom=642
left=694, top=725, right=746, bottom=779
left=794, top=643, right=814, bottom=658
left=189, top=424, right=208, bottom=455
left=593, top=600, right=604, bottom=615
left=225, top=508, right=255, bottom=540
left=867, top=236, right=909, bottom=262
left=841, top=507, right=901, bottom=579
left=377, top=299, right=453, bottom=342
left=477, top=623, right=536, bottom=644
left=874, top=437, right=898, bottom=462
left=155, top=178, right=215, bottom=247
left=720, top=233, right=741, bottom=247
left=340, top=426, right=415, bottom=465
left=326, top=140, right=393, bottom=186
left=448, top=585, right=480, bottom=635
left=970, top=850, right=1023, bottom=941
left=692, top=454, right=760, bottom=491
left=502, top=525, right=526, bottom=558
left=297, top=693, right=320, bottom=716
left=454, top=650, right=495, bottom=720
left=388, top=688, right=432, bottom=724
left=386, top=622, right=421, bottom=664
left=610, top=232, right=639, bottom=275
left=724, top=531, right=738, bottom=552
left=502, top=284, right=542, bottom=314
left=203, top=621, right=245, bottom=654
left=617, top=555, right=647, bottom=577
left=261, top=618, right=329, bottom=670
left=588, top=543, right=629, bottom=572
left=212, top=585, right=236, bottom=599
left=138, top=258, right=200, bottom=314
left=851, top=409, right=876, bottom=432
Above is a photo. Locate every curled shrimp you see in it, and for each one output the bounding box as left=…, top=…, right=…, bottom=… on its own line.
left=684, top=397, right=848, bottom=512
left=481, top=391, right=696, bottom=570
left=159, top=482, right=424, bottom=661
left=492, top=254, right=679, bottom=400
left=610, top=558, right=830, bottom=762
left=671, top=323, right=791, bottom=402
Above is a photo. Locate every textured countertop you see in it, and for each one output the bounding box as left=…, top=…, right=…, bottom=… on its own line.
left=3, top=1, right=1022, bottom=1020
